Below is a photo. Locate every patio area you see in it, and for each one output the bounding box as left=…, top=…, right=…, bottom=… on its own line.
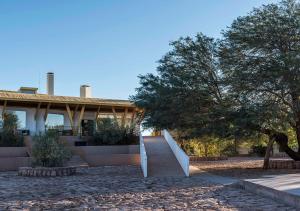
left=0, top=165, right=296, bottom=210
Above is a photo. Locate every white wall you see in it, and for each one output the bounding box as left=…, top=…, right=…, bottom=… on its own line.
left=163, top=130, right=189, bottom=177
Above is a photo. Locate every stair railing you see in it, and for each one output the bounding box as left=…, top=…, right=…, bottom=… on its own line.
left=162, top=129, right=189, bottom=176
left=139, top=133, right=148, bottom=177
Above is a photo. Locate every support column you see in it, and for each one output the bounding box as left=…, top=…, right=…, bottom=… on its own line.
left=66, top=104, right=75, bottom=134
left=26, top=108, right=36, bottom=135
left=77, top=105, right=85, bottom=135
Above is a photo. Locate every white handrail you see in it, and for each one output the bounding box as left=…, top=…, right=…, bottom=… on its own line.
left=139, top=133, right=148, bottom=177
left=162, top=129, right=189, bottom=176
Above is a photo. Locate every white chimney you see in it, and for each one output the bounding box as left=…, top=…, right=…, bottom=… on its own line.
left=80, top=85, right=92, bottom=98
left=47, top=72, right=54, bottom=95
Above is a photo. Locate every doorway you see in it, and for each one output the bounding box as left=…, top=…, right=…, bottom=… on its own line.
left=81, top=120, right=95, bottom=136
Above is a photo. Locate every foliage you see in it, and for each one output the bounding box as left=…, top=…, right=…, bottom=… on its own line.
left=251, top=145, right=267, bottom=157
left=220, top=0, right=300, bottom=159
left=178, top=136, right=238, bottom=157
left=92, top=118, right=138, bottom=145
left=132, top=0, right=300, bottom=161
left=32, top=131, right=71, bottom=167
left=0, top=112, right=24, bottom=147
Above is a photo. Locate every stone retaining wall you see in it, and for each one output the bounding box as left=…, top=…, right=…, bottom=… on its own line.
left=190, top=156, right=228, bottom=162
left=268, top=160, right=300, bottom=169
left=18, top=166, right=76, bottom=177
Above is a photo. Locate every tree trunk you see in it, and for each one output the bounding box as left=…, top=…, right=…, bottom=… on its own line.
left=234, top=137, right=238, bottom=154
left=272, top=132, right=300, bottom=161
left=295, top=121, right=300, bottom=153
left=263, top=136, right=274, bottom=169
left=204, top=143, right=208, bottom=157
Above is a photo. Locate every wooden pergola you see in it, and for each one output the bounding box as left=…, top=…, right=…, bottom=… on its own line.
left=0, top=90, right=143, bottom=134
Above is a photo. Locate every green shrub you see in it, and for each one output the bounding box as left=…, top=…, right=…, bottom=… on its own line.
left=32, top=131, right=71, bottom=167
left=92, top=118, right=138, bottom=145
left=0, top=112, right=24, bottom=147
left=178, top=137, right=240, bottom=157
left=221, top=144, right=238, bottom=157
left=179, top=137, right=222, bottom=157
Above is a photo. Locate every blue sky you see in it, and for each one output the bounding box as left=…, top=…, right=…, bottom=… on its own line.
left=0, top=0, right=279, bottom=100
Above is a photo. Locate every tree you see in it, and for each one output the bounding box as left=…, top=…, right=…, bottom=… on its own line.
left=0, top=112, right=23, bottom=147
left=132, top=0, right=300, bottom=162
left=220, top=0, right=300, bottom=160
left=132, top=33, right=230, bottom=138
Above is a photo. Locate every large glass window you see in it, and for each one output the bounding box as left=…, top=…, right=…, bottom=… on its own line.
left=0, top=110, right=26, bottom=129
left=46, top=114, right=64, bottom=129
left=14, top=111, right=26, bottom=129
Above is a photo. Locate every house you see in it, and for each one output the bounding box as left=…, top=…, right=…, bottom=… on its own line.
left=0, top=72, right=140, bottom=138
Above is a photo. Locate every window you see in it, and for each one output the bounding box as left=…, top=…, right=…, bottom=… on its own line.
left=46, top=114, right=64, bottom=129
left=14, top=111, right=26, bottom=129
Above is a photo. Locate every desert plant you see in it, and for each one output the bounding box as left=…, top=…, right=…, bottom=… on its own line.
left=0, top=112, right=24, bottom=147
left=32, top=131, right=71, bottom=167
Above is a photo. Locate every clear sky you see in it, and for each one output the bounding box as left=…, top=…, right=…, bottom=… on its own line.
left=0, top=0, right=279, bottom=100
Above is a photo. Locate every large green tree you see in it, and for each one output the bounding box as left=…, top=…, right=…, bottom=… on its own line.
left=132, top=34, right=230, bottom=138
left=220, top=0, right=300, bottom=160
left=133, top=0, right=300, bottom=161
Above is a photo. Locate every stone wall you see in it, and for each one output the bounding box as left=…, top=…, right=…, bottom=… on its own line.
left=0, top=157, right=31, bottom=171
left=18, top=166, right=76, bottom=177
left=190, top=156, right=228, bottom=162
left=0, top=147, right=31, bottom=171
left=0, top=147, right=28, bottom=157
left=268, top=160, right=300, bottom=169
left=70, top=145, right=140, bottom=166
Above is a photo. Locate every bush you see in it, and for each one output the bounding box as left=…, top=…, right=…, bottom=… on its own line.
left=179, top=137, right=222, bottom=157
left=178, top=137, right=240, bottom=157
left=0, top=112, right=24, bottom=147
left=221, top=144, right=238, bottom=157
left=32, top=131, right=71, bottom=167
left=92, top=118, right=138, bottom=145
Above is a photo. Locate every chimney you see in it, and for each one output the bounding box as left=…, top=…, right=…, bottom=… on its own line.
left=80, top=85, right=92, bottom=98
left=47, top=72, right=54, bottom=95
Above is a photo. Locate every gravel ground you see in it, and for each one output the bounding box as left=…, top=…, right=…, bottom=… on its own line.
left=0, top=165, right=296, bottom=210
left=191, top=157, right=300, bottom=179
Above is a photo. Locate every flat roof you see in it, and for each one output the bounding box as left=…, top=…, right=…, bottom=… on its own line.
left=0, top=90, right=135, bottom=109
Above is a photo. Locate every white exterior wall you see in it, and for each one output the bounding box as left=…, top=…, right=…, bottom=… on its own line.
left=36, top=109, right=46, bottom=135
left=25, top=108, right=36, bottom=135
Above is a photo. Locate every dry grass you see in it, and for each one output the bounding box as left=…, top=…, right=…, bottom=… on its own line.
left=191, top=157, right=300, bottom=179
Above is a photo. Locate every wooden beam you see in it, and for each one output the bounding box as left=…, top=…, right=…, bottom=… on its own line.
left=95, top=106, right=101, bottom=120
left=111, top=107, right=118, bottom=123
left=77, top=105, right=85, bottom=134
left=2, top=100, right=7, bottom=119
left=73, top=104, right=79, bottom=123
left=122, top=107, right=128, bottom=127
left=130, top=109, right=136, bottom=128
left=44, top=103, right=51, bottom=121
left=66, top=104, right=74, bottom=130
left=35, top=102, right=42, bottom=120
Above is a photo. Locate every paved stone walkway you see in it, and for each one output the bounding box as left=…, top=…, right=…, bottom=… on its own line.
left=0, top=166, right=296, bottom=210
